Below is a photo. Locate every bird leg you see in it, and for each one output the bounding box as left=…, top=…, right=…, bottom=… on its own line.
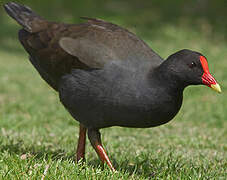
left=88, top=129, right=115, bottom=171
left=76, top=124, right=87, bottom=162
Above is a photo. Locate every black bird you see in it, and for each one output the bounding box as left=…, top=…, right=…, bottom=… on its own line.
left=4, top=2, right=221, bottom=171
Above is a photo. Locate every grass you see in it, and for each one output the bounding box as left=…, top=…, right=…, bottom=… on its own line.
left=0, top=1, right=227, bottom=179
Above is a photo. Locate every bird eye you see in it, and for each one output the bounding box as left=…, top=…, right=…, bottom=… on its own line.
left=189, top=62, right=196, bottom=68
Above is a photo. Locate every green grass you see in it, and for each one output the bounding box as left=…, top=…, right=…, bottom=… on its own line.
left=0, top=1, right=227, bottom=179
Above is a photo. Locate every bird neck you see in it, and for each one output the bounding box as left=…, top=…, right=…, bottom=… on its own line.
left=150, top=61, right=187, bottom=94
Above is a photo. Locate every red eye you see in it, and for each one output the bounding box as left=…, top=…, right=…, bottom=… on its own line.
left=189, top=62, right=196, bottom=68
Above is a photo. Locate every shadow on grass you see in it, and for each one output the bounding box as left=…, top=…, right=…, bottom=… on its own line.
left=74, top=156, right=157, bottom=178
left=1, top=138, right=158, bottom=177
left=0, top=138, right=73, bottom=161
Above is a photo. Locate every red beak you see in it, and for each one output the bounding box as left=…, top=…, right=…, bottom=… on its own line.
left=200, top=56, right=221, bottom=93
left=202, top=72, right=217, bottom=87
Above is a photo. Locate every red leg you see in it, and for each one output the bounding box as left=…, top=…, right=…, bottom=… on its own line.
left=88, top=129, right=115, bottom=171
left=76, top=124, right=87, bottom=162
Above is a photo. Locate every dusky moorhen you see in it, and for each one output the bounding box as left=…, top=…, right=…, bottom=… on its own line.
left=4, top=2, right=221, bottom=171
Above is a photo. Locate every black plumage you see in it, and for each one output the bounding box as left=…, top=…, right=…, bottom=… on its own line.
left=4, top=2, right=221, bottom=171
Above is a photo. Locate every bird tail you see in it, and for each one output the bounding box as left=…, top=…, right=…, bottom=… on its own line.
left=4, top=2, right=45, bottom=33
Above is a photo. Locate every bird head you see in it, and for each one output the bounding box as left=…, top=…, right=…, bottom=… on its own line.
left=163, top=49, right=221, bottom=93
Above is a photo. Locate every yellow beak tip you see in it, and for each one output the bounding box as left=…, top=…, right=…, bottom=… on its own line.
left=210, top=84, right=222, bottom=93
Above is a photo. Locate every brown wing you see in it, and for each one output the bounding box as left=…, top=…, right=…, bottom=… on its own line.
left=5, top=2, right=162, bottom=91
left=59, top=17, right=163, bottom=68
left=19, top=18, right=162, bottom=91
left=18, top=23, right=91, bottom=90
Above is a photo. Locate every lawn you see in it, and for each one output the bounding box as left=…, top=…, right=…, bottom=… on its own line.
left=0, top=1, right=226, bottom=179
